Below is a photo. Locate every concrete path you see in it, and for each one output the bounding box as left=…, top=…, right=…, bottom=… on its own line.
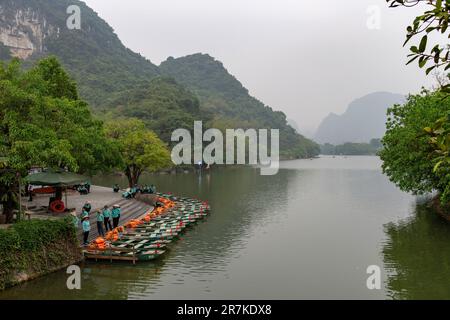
left=20, top=185, right=153, bottom=244
left=23, top=185, right=122, bottom=214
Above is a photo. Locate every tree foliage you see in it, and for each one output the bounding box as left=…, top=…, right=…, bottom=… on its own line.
left=0, top=57, right=119, bottom=222
left=386, top=0, right=450, bottom=204
left=2, top=0, right=161, bottom=107
left=105, top=77, right=203, bottom=144
left=320, top=140, right=382, bottom=156
left=105, top=118, right=172, bottom=187
left=380, top=91, right=450, bottom=201
left=387, top=0, right=450, bottom=92
left=0, top=217, right=79, bottom=290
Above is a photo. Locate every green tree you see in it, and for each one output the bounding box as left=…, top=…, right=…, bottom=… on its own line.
left=105, top=118, right=172, bottom=187
left=387, top=0, right=450, bottom=90
left=386, top=0, right=450, bottom=204
left=0, top=57, right=119, bottom=223
left=380, top=91, right=450, bottom=200
left=105, top=77, right=202, bottom=144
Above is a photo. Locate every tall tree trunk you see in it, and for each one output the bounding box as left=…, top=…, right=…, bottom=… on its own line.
left=125, top=166, right=133, bottom=188
left=125, top=165, right=142, bottom=188
left=2, top=193, right=16, bottom=224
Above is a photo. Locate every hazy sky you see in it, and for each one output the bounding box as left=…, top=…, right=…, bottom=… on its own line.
left=83, top=0, right=434, bottom=135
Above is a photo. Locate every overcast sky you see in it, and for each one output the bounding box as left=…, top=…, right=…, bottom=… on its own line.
left=83, top=0, right=434, bottom=135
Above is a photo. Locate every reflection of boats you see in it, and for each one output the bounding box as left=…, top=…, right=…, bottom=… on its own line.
left=83, top=193, right=210, bottom=262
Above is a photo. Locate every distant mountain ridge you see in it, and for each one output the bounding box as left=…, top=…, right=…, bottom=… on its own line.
left=160, top=53, right=320, bottom=158
left=314, top=92, right=405, bottom=145
left=0, top=0, right=320, bottom=158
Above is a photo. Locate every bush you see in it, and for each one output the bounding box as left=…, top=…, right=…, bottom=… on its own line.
left=0, top=217, right=80, bottom=290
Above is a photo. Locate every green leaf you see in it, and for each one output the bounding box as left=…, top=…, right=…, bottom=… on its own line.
left=419, top=35, right=428, bottom=53
left=433, top=160, right=443, bottom=173
left=418, top=56, right=428, bottom=68
left=426, top=65, right=436, bottom=75
left=406, top=55, right=419, bottom=65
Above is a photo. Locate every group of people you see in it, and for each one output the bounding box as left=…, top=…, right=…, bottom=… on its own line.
left=71, top=183, right=157, bottom=246
left=122, top=184, right=156, bottom=199
left=77, top=182, right=91, bottom=195
left=72, top=201, right=122, bottom=246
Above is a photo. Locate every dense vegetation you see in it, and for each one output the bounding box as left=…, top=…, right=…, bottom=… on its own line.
left=0, top=57, right=121, bottom=222
left=1, top=1, right=319, bottom=159
left=105, top=118, right=172, bottom=187
left=104, top=77, right=204, bottom=144
left=382, top=1, right=450, bottom=205
left=321, top=139, right=382, bottom=155
left=0, top=217, right=81, bottom=290
left=160, top=54, right=320, bottom=159
left=2, top=0, right=160, bottom=107
left=380, top=91, right=450, bottom=202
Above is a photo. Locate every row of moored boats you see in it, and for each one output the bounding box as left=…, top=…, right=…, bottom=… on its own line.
left=84, top=193, right=210, bottom=262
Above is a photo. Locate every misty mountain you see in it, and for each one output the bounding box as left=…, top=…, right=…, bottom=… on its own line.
left=160, top=53, right=320, bottom=158
left=0, top=0, right=319, bottom=158
left=314, top=92, right=405, bottom=145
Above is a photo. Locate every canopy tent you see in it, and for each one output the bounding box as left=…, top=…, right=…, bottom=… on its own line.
left=25, top=169, right=89, bottom=213
left=25, top=169, right=88, bottom=187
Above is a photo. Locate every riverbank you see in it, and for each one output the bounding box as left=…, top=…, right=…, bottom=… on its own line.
left=0, top=218, right=82, bottom=290
left=1, top=185, right=155, bottom=290
left=1, top=157, right=413, bottom=300
left=430, top=195, right=450, bottom=221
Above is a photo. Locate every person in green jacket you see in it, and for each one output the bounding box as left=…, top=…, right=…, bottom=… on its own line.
left=82, top=217, right=90, bottom=246
left=96, top=210, right=105, bottom=237
left=81, top=206, right=89, bottom=220
left=102, top=205, right=112, bottom=231
left=112, top=204, right=121, bottom=228
left=83, top=201, right=92, bottom=213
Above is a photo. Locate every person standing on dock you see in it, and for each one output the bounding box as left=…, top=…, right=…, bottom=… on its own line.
left=83, top=201, right=92, bottom=213
left=112, top=204, right=121, bottom=228
left=102, top=205, right=112, bottom=231
left=82, top=216, right=90, bottom=246
left=81, top=206, right=89, bottom=221
left=96, top=210, right=105, bottom=238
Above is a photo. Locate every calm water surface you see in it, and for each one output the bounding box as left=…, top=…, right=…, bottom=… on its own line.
left=2, top=156, right=450, bottom=299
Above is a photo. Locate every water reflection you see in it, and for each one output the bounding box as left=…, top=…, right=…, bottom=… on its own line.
left=3, top=157, right=444, bottom=299
left=383, top=202, right=450, bottom=300
left=1, top=167, right=294, bottom=299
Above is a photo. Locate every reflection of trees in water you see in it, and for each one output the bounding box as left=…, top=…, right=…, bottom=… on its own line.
left=0, top=259, right=167, bottom=300
left=383, top=204, right=450, bottom=299
left=5, top=168, right=293, bottom=299
left=94, top=168, right=294, bottom=265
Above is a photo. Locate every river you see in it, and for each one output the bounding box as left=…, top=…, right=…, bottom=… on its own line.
left=1, top=156, right=450, bottom=299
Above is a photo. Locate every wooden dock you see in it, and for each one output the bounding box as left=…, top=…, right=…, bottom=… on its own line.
left=81, top=193, right=211, bottom=264
left=83, top=246, right=139, bottom=264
